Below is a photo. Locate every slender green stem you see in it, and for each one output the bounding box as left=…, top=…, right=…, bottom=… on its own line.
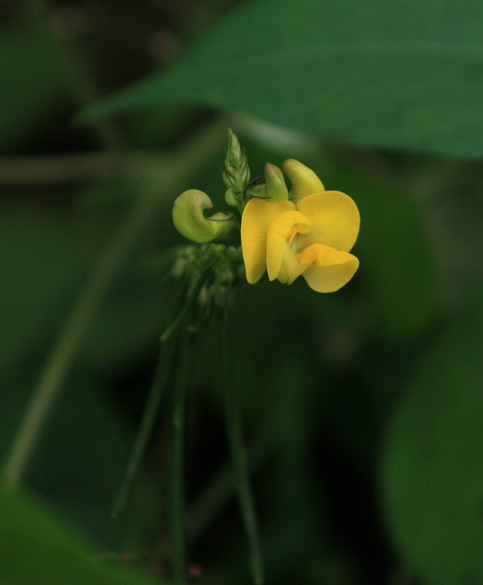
left=160, top=272, right=209, bottom=342
left=221, top=309, right=264, bottom=585
left=171, top=331, right=197, bottom=585
left=2, top=120, right=227, bottom=490
left=187, top=425, right=274, bottom=543
left=3, top=193, right=155, bottom=488
left=112, top=338, right=174, bottom=518
left=112, top=276, right=188, bottom=517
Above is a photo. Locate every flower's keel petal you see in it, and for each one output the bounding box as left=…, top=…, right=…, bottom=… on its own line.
left=296, top=191, right=360, bottom=252
left=241, top=198, right=294, bottom=283
left=266, top=210, right=311, bottom=282
left=297, top=244, right=359, bottom=293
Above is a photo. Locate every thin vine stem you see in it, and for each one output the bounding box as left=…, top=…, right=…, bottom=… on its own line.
left=3, top=193, right=155, bottom=488
left=221, top=308, right=265, bottom=585
left=111, top=275, right=187, bottom=517
left=171, top=333, right=193, bottom=585
left=111, top=336, right=175, bottom=518
left=112, top=270, right=207, bottom=518
left=171, top=326, right=200, bottom=585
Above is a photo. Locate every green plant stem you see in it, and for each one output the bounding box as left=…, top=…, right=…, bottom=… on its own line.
left=171, top=331, right=197, bottom=585
left=112, top=275, right=189, bottom=517
left=221, top=309, right=264, bottom=585
left=2, top=120, right=227, bottom=490
left=187, top=425, right=274, bottom=543
left=112, top=338, right=175, bottom=518
left=3, top=193, right=153, bottom=488
left=160, top=272, right=210, bottom=342
left=112, top=272, right=200, bottom=517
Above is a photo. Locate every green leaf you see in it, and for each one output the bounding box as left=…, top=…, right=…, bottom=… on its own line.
left=84, top=0, right=483, bottom=157
left=328, top=161, right=437, bottom=340
left=383, top=282, right=483, bottom=585
left=0, top=485, right=162, bottom=585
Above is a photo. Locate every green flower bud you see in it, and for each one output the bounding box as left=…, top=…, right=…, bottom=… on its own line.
left=173, top=189, right=233, bottom=243
left=264, top=163, right=288, bottom=201
left=222, top=128, right=251, bottom=208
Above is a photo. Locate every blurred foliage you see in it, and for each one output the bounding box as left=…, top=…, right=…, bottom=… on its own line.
left=1, top=1, right=483, bottom=585
left=0, top=485, right=162, bottom=585
left=85, top=0, right=483, bottom=157
left=384, top=281, right=483, bottom=585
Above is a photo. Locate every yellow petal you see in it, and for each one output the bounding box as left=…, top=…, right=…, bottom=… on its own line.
left=282, top=159, right=325, bottom=200
left=296, top=244, right=359, bottom=293
left=241, top=198, right=294, bottom=283
left=266, top=210, right=312, bottom=283
left=296, top=191, right=360, bottom=252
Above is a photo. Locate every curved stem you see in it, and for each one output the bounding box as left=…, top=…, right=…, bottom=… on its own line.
left=3, top=190, right=157, bottom=488
left=2, top=120, right=227, bottom=489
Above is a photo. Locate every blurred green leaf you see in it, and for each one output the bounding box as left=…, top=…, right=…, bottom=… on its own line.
left=80, top=273, right=166, bottom=368
left=383, top=281, right=483, bottom=585
left=85, top=0, right=483, bottom=157
left=0, top=208, right=104, bottom=374
left=0, top=485, right=162, bottom=585
left=0, top=27, right=67, bottom=149
left=328, top=161, right=437, bottom=340
left=28, top=377, right=130, bottom=547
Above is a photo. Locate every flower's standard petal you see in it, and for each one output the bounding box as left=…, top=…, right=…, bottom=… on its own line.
left=266, top=210, right=312, bottom=283
left=297, top=244, right=359, bottom=293
left=282, top=159, right=325, bottom=200
left=241, top=198, right=294, bottom=283
left=296, top=191, right=360, bottom=252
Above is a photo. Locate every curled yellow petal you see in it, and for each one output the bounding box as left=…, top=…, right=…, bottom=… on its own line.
left=296, top=244, right=359, bottom=293
left=241, top=198, right=294, bottom=283
left=282, top=159, right=325, bottom=200
left=266, top=210, right=312, bottom=283
left=173, top=189, right=232, bottom=243
left=296, top=191, right=360, bottom=252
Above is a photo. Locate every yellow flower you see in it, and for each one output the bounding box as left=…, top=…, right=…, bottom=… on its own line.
left=241, top=160, right=360, bottom=293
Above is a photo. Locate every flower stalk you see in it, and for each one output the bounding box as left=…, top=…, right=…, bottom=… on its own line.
left=221, top=308, right=264, bottom=585
left=171, top=330, right=197, bottom=585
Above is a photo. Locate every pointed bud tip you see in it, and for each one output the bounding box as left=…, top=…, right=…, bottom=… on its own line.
left=263, top=162, right=288, bottom=201
left=282, top=159, right=324, bottom=199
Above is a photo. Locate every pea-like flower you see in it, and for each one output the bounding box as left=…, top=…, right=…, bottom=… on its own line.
left=241, top=160, right=360, bottom=293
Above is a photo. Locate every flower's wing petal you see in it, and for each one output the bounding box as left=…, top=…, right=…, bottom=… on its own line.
left=296, top=191, right=360, bottom=252
left=297, top=243, right=359, bottom=293
left=282, top=159, right=325, bottom=200
left=241, top=198, right=294, bottom=283
left=267, top=210, right=311, bottom=283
